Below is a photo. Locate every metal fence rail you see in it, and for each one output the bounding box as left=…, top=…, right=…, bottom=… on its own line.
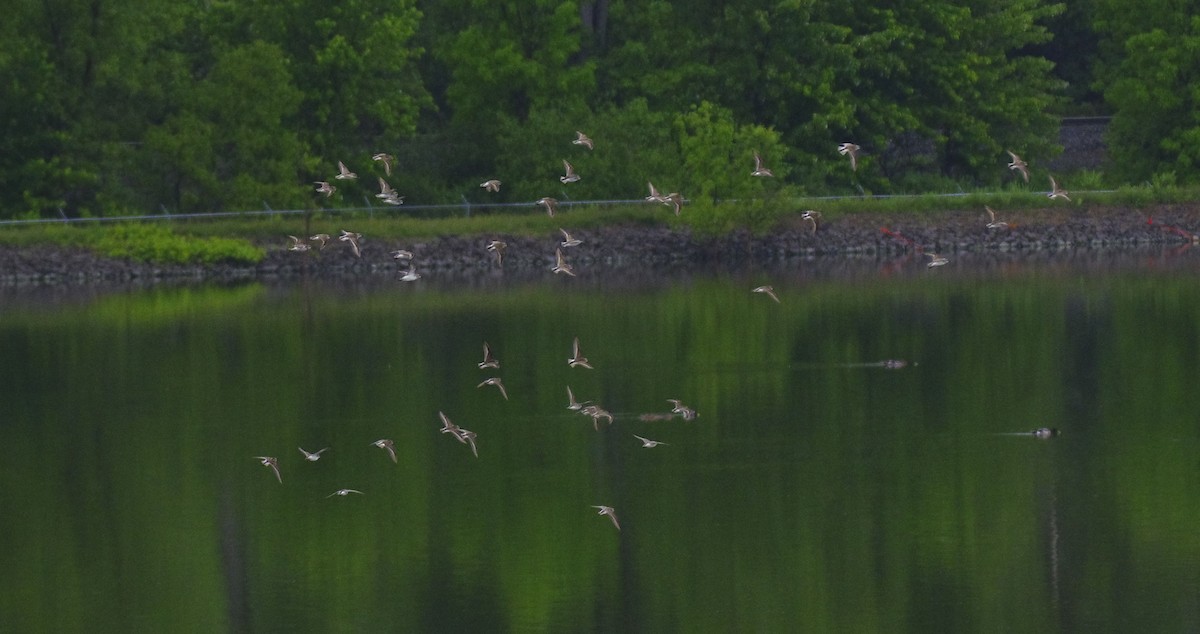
left=0, top=190, right=1120, bottom=228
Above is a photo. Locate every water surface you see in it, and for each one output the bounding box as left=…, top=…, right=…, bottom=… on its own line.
left=2, top=256, right=1199, bottom=632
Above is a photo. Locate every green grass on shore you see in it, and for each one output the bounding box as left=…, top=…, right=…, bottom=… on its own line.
left=0, top=184, right=1196, bottom=265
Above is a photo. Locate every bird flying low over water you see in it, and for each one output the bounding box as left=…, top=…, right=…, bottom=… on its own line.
left=753, top=285, right=780, bottom=303
left=287, top=236, right=311, bottom=252
left=255, top=456, right=282, bottom=483
left=634, top=434, right=669, bottom=448
left=486, top=240, right=506, bottom=266
left=372, top=439, right=398, bottom=463
left=592, top=505, right=620, bottom=531
left=802, top=210, right=822, bottom=234
left=646, top=182, right=667, bottom=204
left=327, top=489, right=364, bottom=498
left=479, top=342, right=500, bottom=369
left=985, top=206, right=1009, bottom=229
left=338, top=230, right=362, bottom=258
left=476, top=377, right=509, bottom=400
left=298, top=447, right=329, bottom=461
left=552, top=248, right=575, bottom=277
left=569, top=336, right=592, bottom=368
left=925, top=252, right=949, bottom=268
left=559, top=228, right=582, bottom=248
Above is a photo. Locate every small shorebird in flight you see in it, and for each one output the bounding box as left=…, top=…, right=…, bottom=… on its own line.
left=581, top=404, right=614, bottom=430
left=398, top=268, right=421, bottom=282
left=751, top=152, right=774, bottom=177
left=573, top=131, right=594, bottom=150
left=438, top=411, right=463, bottom=439
left=566, top=386, right=588, bottom=411
left=592, top=505, right=620, bottom=531
left=663, top=192, right=684, bottom=216
left=985, top=206, right=1009, bottom=229
left=537, top=197, right=558, bottom=217
left=371, top=439, right=398, bottom=463
left=560, top=160, right=580, bottom=183
left=559, top=228, right=582, bottom=248
left=298, top=447, right=329, bottom=461
left=479, top=342, right=500, bottom=369
left=1006, top=151, right=1029, bottom=182
left=339, top=230, right=362, bottom=258
left=314, top=181, right=336, bottom=197
left=552, top=248, right=575, bottom=277
left=838, top=143, right=861, bottom=171
left=255, top=456, right=282, bottom=483
left=667, top=399, right=697, bottom=420
left=569, top=337, right=592, bottom=369
left=372, top=153, right=393, bottom=176
left=309, top=233, right=331, bottom=249
left=1048, top=176, right=1070, bottom=201
left=391, top=249, right=414, bottom=261
left=287, top=236, right=311, bottom=252
left=925, top=252, right=949, bottom=268
left=480, top=179, right=501, bottom=193
left=802, top=210, right=822, bottom=234
left=1033, top=427, right=1060, bottom=438
left=327, top=489, right=363, bottom=498
left=753, top=285, right=780, bottom=303
left=476, top=377, right=509, bottom=400
left=486, top=240, right=506, bottom=266
left=376, top=177, right=398, bottom=200
left=460, top=429, right=479, bottom=457
left=634, top=434, right=669, bottom=448
left=646, top=182, right=667, bottom=204
left=335, top=161, right=357, bottom=180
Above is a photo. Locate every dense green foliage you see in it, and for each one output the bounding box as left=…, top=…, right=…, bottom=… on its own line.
left=1, top=0, right=1194, bottom=219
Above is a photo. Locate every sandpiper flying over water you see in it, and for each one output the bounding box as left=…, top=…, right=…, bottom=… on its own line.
left=327, top=489, right=363, bottom=498
left=802, top=210, right=822, bottom=234
left=339, top=230, right=362, bottom=258
left=479, top=342, right=500, bottom=369
left=985, top=206, right=1009, bottom=229
left=287, top=236, right=311, bottom=252
left=552, top=248, right=575, bottom=277
left=559, top=228, right=582, bottom=248
left=569, top=336, right=592, bottom=368
left=371, top=439, right=398, bottom=463
left=255, top=456, right=282, bottom=483
left=925, top=252, right=949, bottom=268
left=646, top=182, right=667, bottom=204
left=476, top=377, right=509, bottom=400
left=634, top=434, right=668, bottom=448
left=486, top=240, right=506, bottom=266
left=753, top=285, right=780, bottom=303
left=592, top=505, right=620, bottom=531
left=298, top=447, right=329, bottom=461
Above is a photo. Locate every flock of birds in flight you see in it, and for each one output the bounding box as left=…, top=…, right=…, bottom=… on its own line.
left=267, top=134, right=1068, bottom=526
left=255, top=335, right=701, bottom=531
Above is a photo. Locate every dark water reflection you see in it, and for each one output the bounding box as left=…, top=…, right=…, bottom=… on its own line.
left=2, top=251, right=1199, bottom=632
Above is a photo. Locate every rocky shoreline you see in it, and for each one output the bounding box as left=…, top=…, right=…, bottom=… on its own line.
left=2, top=204, right=1199, bottom=286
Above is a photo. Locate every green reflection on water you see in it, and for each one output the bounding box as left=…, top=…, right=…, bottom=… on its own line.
left=1, top=274, right=1198, bottom=632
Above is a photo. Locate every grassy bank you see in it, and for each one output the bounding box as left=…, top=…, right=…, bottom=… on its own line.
left=1, top=184, right=1197, bottom=266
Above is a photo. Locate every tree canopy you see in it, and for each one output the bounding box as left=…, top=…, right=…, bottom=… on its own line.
left=0, top=0, right=1183, bottom=220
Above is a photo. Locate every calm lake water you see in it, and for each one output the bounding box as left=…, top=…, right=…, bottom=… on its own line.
left=2, top=251, right=1199, bottom=633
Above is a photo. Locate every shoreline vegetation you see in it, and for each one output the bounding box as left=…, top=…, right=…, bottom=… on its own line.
left=3, top=190, right=1200, bottom=286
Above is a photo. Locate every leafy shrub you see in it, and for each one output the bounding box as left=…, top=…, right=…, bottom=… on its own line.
left=93, top=224, right=263, bottom=264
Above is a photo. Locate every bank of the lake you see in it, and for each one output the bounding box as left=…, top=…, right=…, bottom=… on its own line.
left=2, top=203, right=1199, bottom=286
